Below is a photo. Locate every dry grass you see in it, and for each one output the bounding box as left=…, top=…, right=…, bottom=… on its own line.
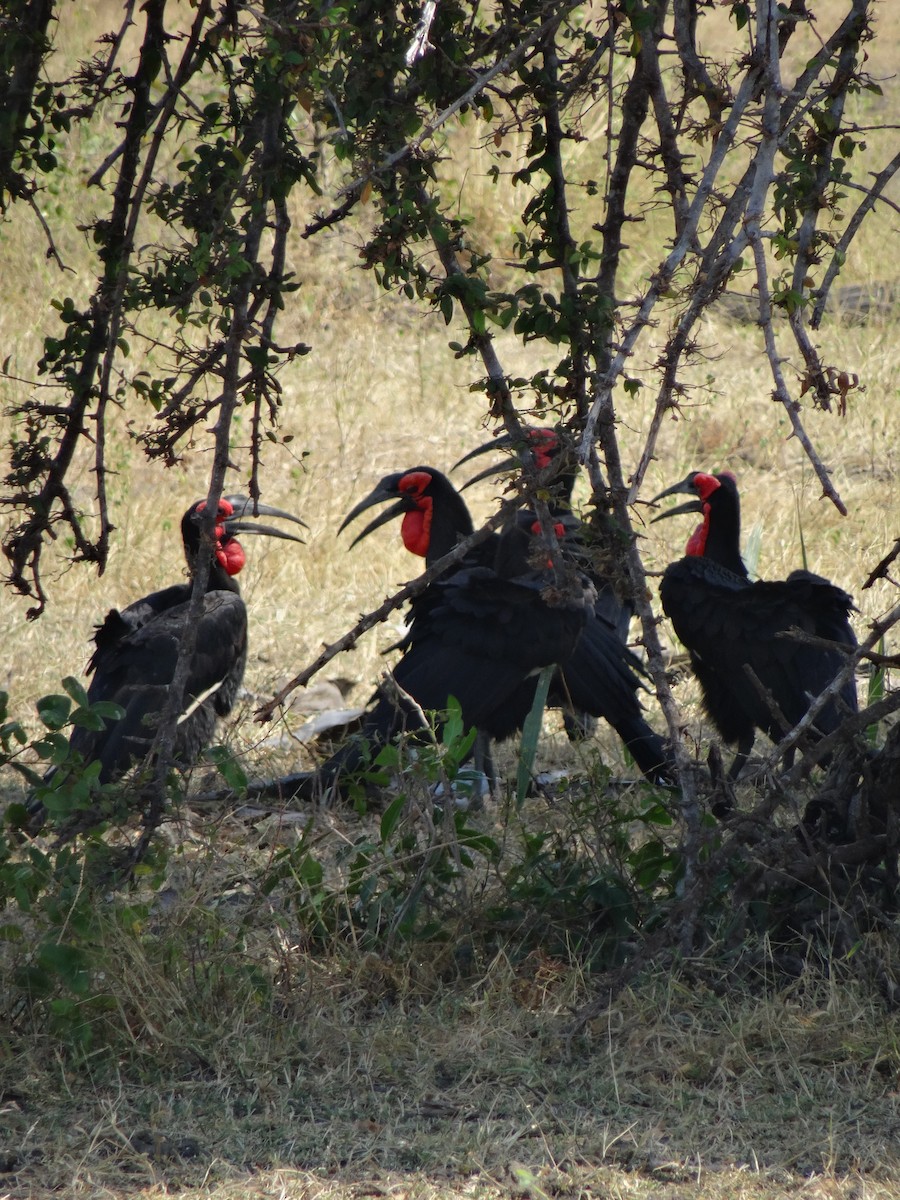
left=5, top=930, right=900, bottom=1198
left=2, top=2, right=900, bottom=1197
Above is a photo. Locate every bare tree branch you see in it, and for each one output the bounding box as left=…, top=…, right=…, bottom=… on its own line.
left=254, top=499, right=524, bottom=723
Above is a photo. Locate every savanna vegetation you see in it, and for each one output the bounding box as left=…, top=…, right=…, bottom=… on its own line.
left=0, top=0, right=899, bottom=1196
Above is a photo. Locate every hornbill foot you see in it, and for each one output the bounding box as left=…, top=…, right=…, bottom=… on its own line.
left=708, top=744, right=737, bottom=819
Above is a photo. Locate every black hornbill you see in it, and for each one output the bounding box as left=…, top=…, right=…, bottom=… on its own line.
left=652, top=470, right=857, bottom=781
left=326, top=466, right=594, bottom=789
left=340, top=465, right=672, bottom=784
left=26, top=496, right=305, bottom=831
left=455, top=430, right=673, bottom=781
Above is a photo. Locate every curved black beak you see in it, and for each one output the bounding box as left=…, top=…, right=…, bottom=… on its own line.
left=222, top=495, right=308, bottom=543
left=451, top=431, right=517, bottom=473
left=344, top=499, right=409, bottom=549
left=452, top=430, right=538, bottom=493
left=648, top=474, right=702, bottom=524
left=337, top=474, right=409, bottom=546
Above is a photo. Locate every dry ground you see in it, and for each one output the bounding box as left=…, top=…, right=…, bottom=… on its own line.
left=4, top=923, right=900, bottom=1198
left=2, top=2, right=900, bottom=1198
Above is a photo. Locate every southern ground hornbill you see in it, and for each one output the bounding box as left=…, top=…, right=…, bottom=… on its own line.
left=653, top=470, right=857, bottom=781
left=26, top=496, right=305, bottom=832
left=301, top=465, right=595, bottom=798
left=456, top=430, right=672, bottom=780
left=339, top=466, right=672, bottom=784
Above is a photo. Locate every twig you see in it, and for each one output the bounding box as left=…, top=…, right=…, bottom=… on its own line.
left=786, top=19, right=858, bottom=410
left=626, top=174, right=754, bottom=503
left=254, top=500, right=522, bottom=722
left=748, top=233, right=848, bottom=514
left=863, top=538, right=900, bottom=591
left=413, top=183, right=568, bottom=586
left=579, top=64, right=762, bottom=461
left=782, top=691, right=900, bottom=780
left=741, top=16, right=848, bottom=519
left=336, top=3, right=578, bottom=199
left=814, top=149, right=900, bottom=327
left=405, top=0, right=438, bottom=66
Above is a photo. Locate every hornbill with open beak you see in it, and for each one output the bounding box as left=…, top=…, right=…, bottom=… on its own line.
left=25, top=496, right=305, bottom=832
left=652, top=470, right=857, bottom=781
left=455, top=431, right=672, bottom=782
left=340, top=465, right=672, bottom=785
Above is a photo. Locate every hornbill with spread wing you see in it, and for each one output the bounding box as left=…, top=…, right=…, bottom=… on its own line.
left=25, top=496, right=305, bottom=832
left=340, top=465, right=671, bottom=784
left=652, top=470, right=857, bottom=781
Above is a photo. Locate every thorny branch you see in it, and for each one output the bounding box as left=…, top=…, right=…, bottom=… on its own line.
left=3, top=0, right=170, bottom=614
left=864, top=539, right=900, bottom=591
left=813, top=147, right=900, bottom=327
left=254, top=498, right=526, bottom=722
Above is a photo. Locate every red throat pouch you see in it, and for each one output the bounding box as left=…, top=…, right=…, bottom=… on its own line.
left=216, top=537, right=246, bottom=575
left=401, top=504, right=432, bottom=557
left=685, top=508, right=710, bottom=557
left=530, top=429, right=558, bottom=470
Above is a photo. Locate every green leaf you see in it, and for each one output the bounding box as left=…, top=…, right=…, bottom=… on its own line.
left=62, top=677, right=90, bottom=708
left=296, top=853, right=323, bottom=887
left=70, top=708, right=108, bottom=732
left=36, top=694, right=71, bottom=731
left=516, top=665, right=554, bottom=807
left=38, top=941, right=92, bottom=994
left=379, top=792, right=406, bottom=843
left=204, top=745, right=248, bottom=792
left=440, top=294, right=454, bottom=324
left=87, top=701, right=126, bottom=721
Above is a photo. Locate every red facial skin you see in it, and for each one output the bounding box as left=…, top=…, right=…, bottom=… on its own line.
left=685, top=472, right=721, bottom=558
left=398, top=471, right=434, bottom=557
left=527, top=428, right=558, bottom=471
left=197, top=498, right=246, bottom=575
left=530, top=518, right=567, bottom=567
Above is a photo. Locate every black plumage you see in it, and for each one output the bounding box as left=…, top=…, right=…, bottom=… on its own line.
left=340, top=465, right=671, bottom=784
left=653, top=470, right=857, bottom=780
left=455, top=425, right=633, bottom=638
left=456, top=431, right=673, bottom=781
left=385, top=561, right=593, bottom=741
left=26, top=495, right=305, bottom=831
left=322, top=466, right=595, bottom=791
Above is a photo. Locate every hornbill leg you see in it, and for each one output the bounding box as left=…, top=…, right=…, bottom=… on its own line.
left=708, top=743, right=736, bottom=818
left=726, top=732, right=755, bottom=782
left=473, top=731, right=497, bottom=792
left=563, top=709, right=598, bottom=742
